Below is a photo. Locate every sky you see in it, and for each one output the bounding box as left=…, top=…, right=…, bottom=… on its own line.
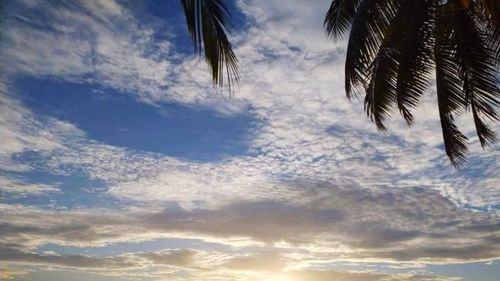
left=0, top=0, right=499, bottom=281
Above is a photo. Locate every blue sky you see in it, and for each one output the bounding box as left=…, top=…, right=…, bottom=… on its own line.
left=0, top=0, right=499, bottom=281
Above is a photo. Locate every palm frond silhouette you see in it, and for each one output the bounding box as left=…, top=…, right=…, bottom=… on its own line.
left=324, top=0, right=499, bottom=168
left=180, top=0, right=239, bottom=93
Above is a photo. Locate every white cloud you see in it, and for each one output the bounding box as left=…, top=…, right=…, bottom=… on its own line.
left=1, top=0, right=178, bottom=104
left=0, top=176, right=59, bottom=196
left=1, top=181, right=498, bottom=263
left=0, top=80, right=80, bottom=172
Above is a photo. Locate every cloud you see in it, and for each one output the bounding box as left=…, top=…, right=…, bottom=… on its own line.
left=0, top=245, right=463, bottom=281
left=138, top=249, right=197, bottom=268
left=288, top=271, right=461, bottom=281
left=222, top=252, right=286, bottom=272
left=1, top=183, right=498, bottom=264
left=0, top=246, right=200, bottom=272
left=0, top=239, right=463, bottom=281
left=0, top=247, right=136, bottom=269
left=0, top=266, right=30, bottom=280
left=0, top=80, right=82, bottom=172
left=1, top=0, right=178, bottom=104
left=0, top=176, right=59, bottom=196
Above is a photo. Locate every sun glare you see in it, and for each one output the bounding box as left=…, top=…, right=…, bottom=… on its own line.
left=261, top=273, right=293, bottom=281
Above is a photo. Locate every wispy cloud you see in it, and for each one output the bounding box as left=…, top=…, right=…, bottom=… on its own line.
left=0, top=176, right=59, bottom=196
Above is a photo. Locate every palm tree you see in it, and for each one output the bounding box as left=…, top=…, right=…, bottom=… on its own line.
left=324, top=0, right=499, bottom=167
left=179, top=0, right=239, bottom=93
left=179, top=0, right=499, bottom=168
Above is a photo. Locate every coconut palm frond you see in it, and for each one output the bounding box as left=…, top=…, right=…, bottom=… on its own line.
left=363, top=9, right=402, bottom=131
left=479, top=0, right=500, bottom=26
left=435, top=61, right=469, bottom=168
left=450, top=0, right=499, bottom=148
left=485, top=5, right=500, bottom=65
left=394, top=0, right=435, bottom=125
left=364, top=49, right=398, bottom=131
left=435, top=3, right=469, bottom=168
left=494, top=27, right=500, bottom=63
left=324, top=0, right=361, bottom=39
left=467, top=0, right=500, bottom=65
left=180, top=0, right=239, bottom=91
left=485, top=2, right=500, bottom=50
left=324, top=0, right=498, bottom=167
left=344, top=0, right=400, bottom=99
left=364, top=0, right=436, bottom=129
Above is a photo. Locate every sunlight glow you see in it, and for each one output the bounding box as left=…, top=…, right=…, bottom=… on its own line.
left=259, top=273, right=293, bottom=281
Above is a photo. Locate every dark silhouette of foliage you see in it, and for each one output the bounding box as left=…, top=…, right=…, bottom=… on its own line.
left=180, top=0, right=239, bottom=93
left=324, top=0, right=499, bottom=168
